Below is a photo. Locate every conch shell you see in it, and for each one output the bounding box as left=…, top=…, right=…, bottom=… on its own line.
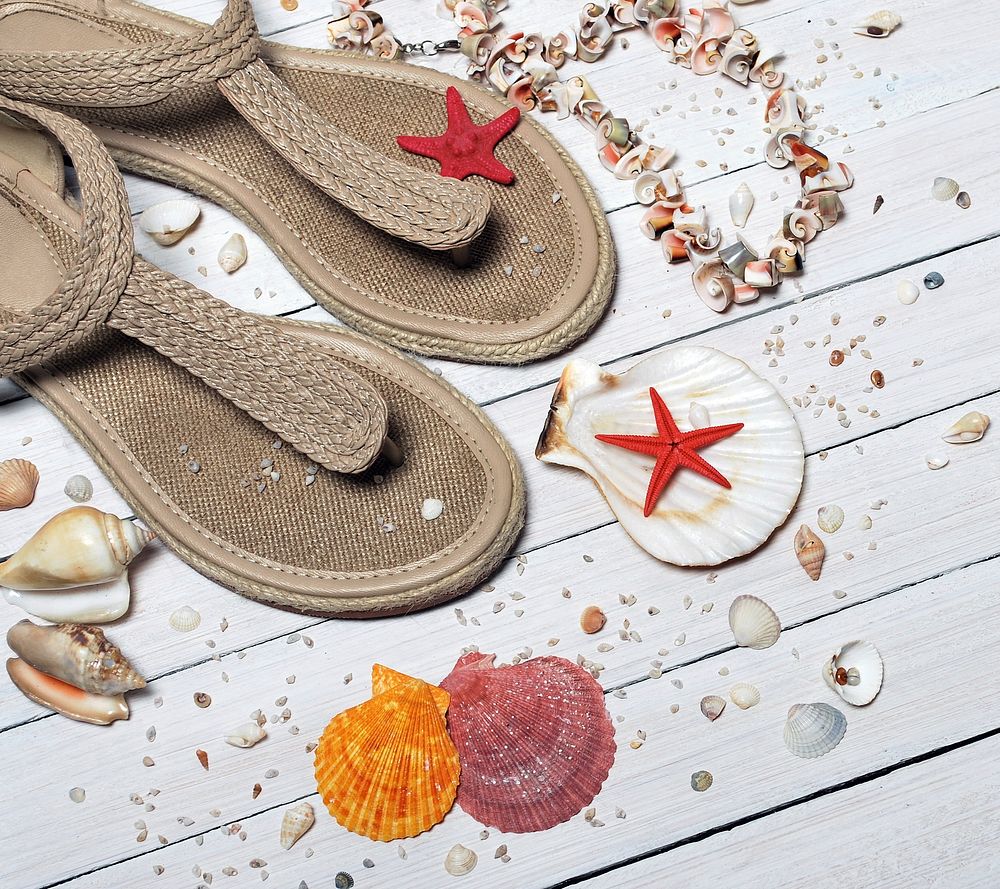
left=6, top=658, right=128, bottom=724
left=279, top=801, right=314, bottom=850
left=0, top=507, right=154, bottom=623
left=6, top=620, right=145, bottom=695
left=536, top=348, right=805, bottom=566
left=942, top=410, right=989, bottom=444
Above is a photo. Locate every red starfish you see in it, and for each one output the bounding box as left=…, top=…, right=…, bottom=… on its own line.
left=396, top=86, right=520, bottom=184
left=595, top=388, right=744, bottom=517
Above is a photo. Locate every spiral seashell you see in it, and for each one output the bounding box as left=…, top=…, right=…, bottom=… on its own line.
left=444, top=843, right=479, bottom=876
left=0, top=458, right=39, bottom=511
left=0, top=507, right=155, bottom=592
left=817, top=504, right=845, bottom=534
left=766, top=234, right=804, bottom=274
left=728, top=595, right=781, bottom=649
left=225, top=722, right=267, bottom=748
left=633, top=170, right=665, bottom=205
left=279, top=801, right=315, bottom=850
left=7, top=657, right=129, bottom=724
left=217, top=233, right=247, bottom=273
left=700, top=694, right=726, bottom=721
left=749, top=50, right=783, bottom=89
left=794, top=524, right=825, bottom=581
left=854, top=10, right=901, bottom=38
left=168, top=605, right=201, bottom=632
left=718, top=29, right=757, bottom=84
left=784, top=703, right=847, bottom=758
left=942, top=411, right=990, bottom=444
left=6, top=620, right=145, bottom=695
left=63, top=474, right=93, bottom=504
left=729, top=681, right=761, bottom=710
left=139, top=199, right=200, bottom=246
left=728, top=182, right=754, bottom=228
left=822, top=640, right=883, bottom=706
left=692, top=261, right=735, bottom=313
left=613, top=145, right=648, bottom=180
left=661, top=231, right=689, bottom=263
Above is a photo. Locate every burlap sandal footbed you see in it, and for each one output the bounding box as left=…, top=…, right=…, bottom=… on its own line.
left=0, top=0, right=616, bottom=365
left=0, top=102, right=525, bottom=617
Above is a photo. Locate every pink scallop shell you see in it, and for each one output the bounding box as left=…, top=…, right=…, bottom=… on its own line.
left=439, top=652, right=616, bottom=833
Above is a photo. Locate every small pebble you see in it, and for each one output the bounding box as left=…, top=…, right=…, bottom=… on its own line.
left=69, top=787, right=86, bottom=803
left=923, top=271, right=944, bottom=290
left=421, top=498, right=444, bottom=521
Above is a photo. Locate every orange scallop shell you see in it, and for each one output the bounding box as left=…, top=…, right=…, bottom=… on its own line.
left=314, top=665, right=460, bottom=842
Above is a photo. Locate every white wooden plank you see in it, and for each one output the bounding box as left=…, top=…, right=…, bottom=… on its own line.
left=43, top=556, right=1000, bottom=889
left=572, top=731, right=1000, bottom=888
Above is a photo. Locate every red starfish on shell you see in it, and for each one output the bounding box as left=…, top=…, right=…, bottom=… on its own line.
left=396, top=86, right=520, bottom=184
left=595, top=387, right=744, bottom=517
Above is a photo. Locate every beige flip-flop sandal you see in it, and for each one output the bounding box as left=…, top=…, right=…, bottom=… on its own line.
left=0, top=0, right=615, bottom=365
left=0, top=99, right=524, bottom=616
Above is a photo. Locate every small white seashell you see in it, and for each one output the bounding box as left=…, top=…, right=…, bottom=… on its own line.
left=942, top=411, right=989, bottom=444
left=2, top=579, right=131, bottom=624
left=783, top=702, right=847, bottom=758
left=728, top=182, right=755, bottom=228
left=421, top=498, right=444, bottom=521
left=0, top=458, right=39, bottom=511
left=700, top=695, right=726, bottom=721
left=728, top=595, right=781, bottom=650
left=688, top=401, right=711, bottom=429
left=817, top=504, right=845, bottom=534
left=217, top=233, right=248, bottom=273
left=139, top=200, right=201, bottom=246
left=729, top=681, right=761, bottom=710
left=64, top=474, right=94, bottom=503
left=225, top=722, right=267, bottom=748
left=822, top=640, right=883, bottom=706
left=896, top=279, right=919, bottom=305
left=444, top=843, right=478, bottom=876
left=279, top=801, right=314, bottom=850
left=169, top=605, right=201, bottom=632
left=925, top=454, right=949, bottom=470
left=854, top=10, right=901, bottom=38
left=931, top=177, right=959, bottom=202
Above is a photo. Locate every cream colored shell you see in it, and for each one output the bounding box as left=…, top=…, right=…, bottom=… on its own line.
left=536, top=349, right=804, bottom=566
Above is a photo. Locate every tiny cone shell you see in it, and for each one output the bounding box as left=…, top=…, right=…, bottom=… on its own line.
left=0, top=459, right=39, bottom=511
left=942, top=410, right=989, bottom=444
left=580, top=605, right=607, bottom=634
left=728, top=182, right=755, bottom=228
left=794, top=524, right=825, bottom=580
left=279, top=801, right=315, bottom=850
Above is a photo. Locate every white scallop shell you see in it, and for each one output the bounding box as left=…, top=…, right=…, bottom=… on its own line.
left=444, top=843, right=478, bottom=876
left=217, top=233, right=248, bottom=273
left=536, top=348, right=805, bottom=566
left=931, top=177, right=959, bottom=201
left=729, top=681, right=761, bottom=710
left=822, top=640, right=883, bottom=706
left=817, top=504, right=845, bottom=534
left=64, top=474, right=93, bottom=503
left=700, top=694, right=726, bottom=721
left=942, top=410, right=989, bottom=444
left=169, top=605, right=201, bottom=632
left=139, top=200, right=201, bottom=246
left=783, top=702, right=847, bottom=758
left=728, top=595, right=781, bottom=649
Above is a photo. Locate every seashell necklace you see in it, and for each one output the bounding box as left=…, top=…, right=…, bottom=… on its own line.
left=329, top=0, right=855, bottom=313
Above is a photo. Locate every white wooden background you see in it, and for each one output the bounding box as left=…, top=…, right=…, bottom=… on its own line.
left=2, top=1, right=999, bottom=887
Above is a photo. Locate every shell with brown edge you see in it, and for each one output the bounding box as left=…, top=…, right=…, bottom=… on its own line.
left=314, top=665, right=459, bottom=842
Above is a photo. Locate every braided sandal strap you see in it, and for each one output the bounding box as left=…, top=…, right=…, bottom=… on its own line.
left=0, top=0, right=490, bottom=250
left=0, top=99, right=389, bottom=474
